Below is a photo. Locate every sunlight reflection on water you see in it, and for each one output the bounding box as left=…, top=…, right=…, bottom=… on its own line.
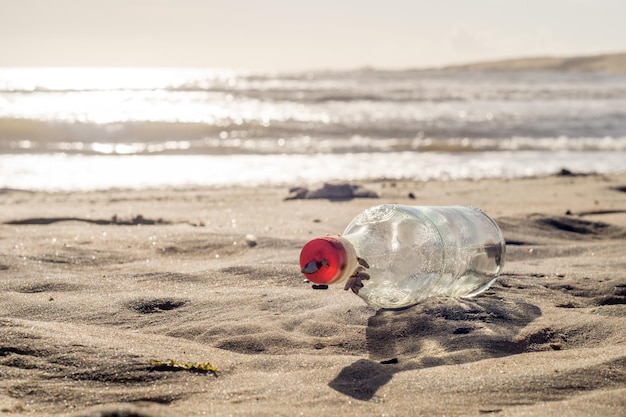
left=1, top=151, right=624, bottom=191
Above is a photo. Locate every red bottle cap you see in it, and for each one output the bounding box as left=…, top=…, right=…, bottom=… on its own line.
left=299, top=236, right=348, bottom=284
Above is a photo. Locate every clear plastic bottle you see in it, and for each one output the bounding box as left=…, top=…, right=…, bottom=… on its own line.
left=299, top=205, right=505, bottom=309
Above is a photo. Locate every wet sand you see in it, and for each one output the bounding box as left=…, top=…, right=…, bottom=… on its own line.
left=1, top=173, right=625, bottom=416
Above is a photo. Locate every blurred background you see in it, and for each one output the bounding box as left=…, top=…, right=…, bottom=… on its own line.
left=1, top=0, right=625, bottom=190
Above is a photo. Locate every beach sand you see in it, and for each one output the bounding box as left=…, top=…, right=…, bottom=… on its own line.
left=1, top=173, right=625, bottom=417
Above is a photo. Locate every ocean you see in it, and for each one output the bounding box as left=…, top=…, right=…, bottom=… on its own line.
left=1, top=67, right=625, bottom=191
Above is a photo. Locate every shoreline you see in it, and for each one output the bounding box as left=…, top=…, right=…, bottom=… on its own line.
left=1, top=174, right=625, bottom=416
left=1, top=151, right=626, bottom=193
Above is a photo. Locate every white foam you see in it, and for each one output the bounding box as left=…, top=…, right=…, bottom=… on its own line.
left=1, top=151, right=624, bottom=192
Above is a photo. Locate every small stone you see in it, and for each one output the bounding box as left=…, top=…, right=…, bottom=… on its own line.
left=245, top=234, right=257, bottom=247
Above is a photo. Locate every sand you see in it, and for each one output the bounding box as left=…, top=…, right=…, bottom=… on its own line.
left=1, top=173, right=625, bottom=417
left=440, top=51, right=626, bottom=73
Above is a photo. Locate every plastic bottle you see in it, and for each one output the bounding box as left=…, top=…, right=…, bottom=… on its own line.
left=299, top=205, right=505, bottom=309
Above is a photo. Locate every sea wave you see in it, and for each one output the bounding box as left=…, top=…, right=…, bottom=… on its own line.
left=2, top=68, right=626, bottom=163
left=1, top=150, right=624, bottom=191
left=3, top=68, right=626, bottom=102
left=3, top=121, right=626, bottom=156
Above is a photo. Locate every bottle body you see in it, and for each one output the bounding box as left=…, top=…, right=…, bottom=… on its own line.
left=340, top=205, right=505, bottom=309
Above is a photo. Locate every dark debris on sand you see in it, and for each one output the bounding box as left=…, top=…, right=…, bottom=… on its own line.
left=285, top=182, right=379, bottom=201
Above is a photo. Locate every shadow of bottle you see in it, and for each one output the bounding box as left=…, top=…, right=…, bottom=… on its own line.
left=328, top=296, right=542, bottom=401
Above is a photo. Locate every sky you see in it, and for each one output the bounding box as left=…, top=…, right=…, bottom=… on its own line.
left=1, top=0, right=625, bottom=71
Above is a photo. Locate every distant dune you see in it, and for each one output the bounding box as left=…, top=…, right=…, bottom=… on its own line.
left=440, top=52, right=626, bottom=73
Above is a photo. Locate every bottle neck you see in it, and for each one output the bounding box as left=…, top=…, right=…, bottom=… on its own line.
left=331, top=235, right=359, bottom=285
